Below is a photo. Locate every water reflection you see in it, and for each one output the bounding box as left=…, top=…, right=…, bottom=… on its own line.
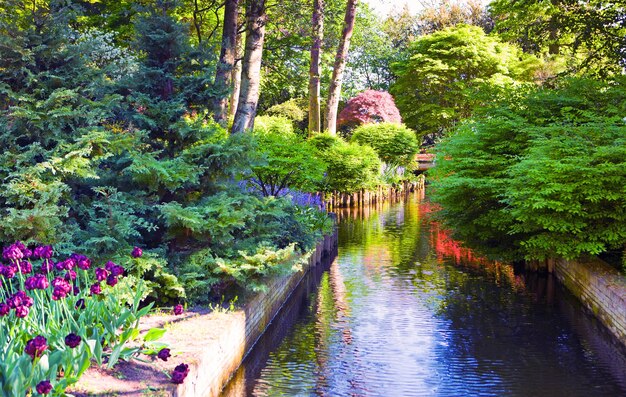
left=222, top=193, right=626, bottom=397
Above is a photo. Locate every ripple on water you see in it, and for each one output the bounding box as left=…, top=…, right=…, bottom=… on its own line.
left=222, top=196, right=626, bottom=397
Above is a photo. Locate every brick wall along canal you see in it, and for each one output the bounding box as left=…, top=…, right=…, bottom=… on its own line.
left=222, top=193, right=626, bottom=397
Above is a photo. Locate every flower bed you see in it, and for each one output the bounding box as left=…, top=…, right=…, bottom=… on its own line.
left=70, top=231, right=338, bottom=397
left=0, top=242, right=156, bottom=395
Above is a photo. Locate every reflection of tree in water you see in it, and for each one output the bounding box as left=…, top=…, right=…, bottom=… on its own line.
left=420, top=203, right=624, bottom=396
left=236, top=192, right=626, bottom=397
left=428, top=220, right=526, bottom=292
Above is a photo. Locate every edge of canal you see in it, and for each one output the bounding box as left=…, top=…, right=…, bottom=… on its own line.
left=173, top=230, right=339, bottom=397
left=70, top=230, right=338, bottom=397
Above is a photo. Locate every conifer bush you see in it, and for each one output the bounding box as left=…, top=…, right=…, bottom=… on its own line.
left=0, top=3, right=329, bottom=304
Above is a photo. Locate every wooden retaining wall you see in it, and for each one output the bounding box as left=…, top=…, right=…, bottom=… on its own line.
left=554, top=257, right=626, bottom=348
left=174, top=231, right=339, bottom=397
left=326, top=176, right=425, bottom=209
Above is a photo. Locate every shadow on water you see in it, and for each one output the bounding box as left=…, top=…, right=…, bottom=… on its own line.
left=222, top=192, right=626, bottom=397
left=222, top=245, right=338, bottom=397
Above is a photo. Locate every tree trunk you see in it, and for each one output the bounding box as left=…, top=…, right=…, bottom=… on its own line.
left=229, top=27, right=245, bottom=119
left=212, top=0, right=239, bottom=125
left=308, top=0, right=324, bottom=136
left=325, top=0, right=358, bottom=135
left=231, top=0, right=267, bottom=134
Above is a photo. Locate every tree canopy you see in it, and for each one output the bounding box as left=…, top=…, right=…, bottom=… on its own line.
left=391, top=24, right=542, bottom=143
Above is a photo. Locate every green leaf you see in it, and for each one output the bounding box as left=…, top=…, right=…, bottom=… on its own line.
left=143, top=327, right=167, bottom=342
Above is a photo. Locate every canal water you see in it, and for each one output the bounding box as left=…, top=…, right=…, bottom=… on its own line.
left=222, top=193, right=626, bottom=397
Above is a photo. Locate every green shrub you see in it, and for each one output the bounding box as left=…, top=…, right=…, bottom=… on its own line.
left=171, top=194, right=332, bottom=301
left=265, top=98, right=307, bottom=122
left=350, top=123, right=420, bottom=166
left=253, top=115, right=295, bottom=135
left=249, top=130, right=325, bottom=196
left=431, top=77, right=626, bottom=262
left=320, top=142, right=381, bottom=193
left=308, top=133, right=345, bottom=151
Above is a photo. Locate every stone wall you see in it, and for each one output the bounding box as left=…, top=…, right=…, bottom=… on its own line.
left=554, top=257, right=626, bottom=347
left=174, top=231, right=339, bottom=397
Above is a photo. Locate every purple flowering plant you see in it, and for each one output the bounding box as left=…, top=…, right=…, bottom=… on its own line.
left=0, top=241, right=160, bottom=395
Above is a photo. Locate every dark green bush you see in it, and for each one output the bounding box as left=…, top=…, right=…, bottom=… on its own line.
left=431, top=77, right=626, bottom=262
left=350, top=123, right=420, bottom=166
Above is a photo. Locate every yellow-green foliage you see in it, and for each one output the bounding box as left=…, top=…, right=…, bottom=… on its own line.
left=350, top=123, right=420, bottom=166
left=254, top=115, right=295, bottom=135
left=265, top=98, right=307, bottom=122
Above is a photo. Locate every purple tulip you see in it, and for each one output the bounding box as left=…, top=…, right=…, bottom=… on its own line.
left=175, top=363, right=190, bottom=375
left=157, top=348, right=171, bottom=361
left=173, top=304, right=184, bottom=315
left=19, top=260, right=32, bottom=274
left=15, top=305, right=29, bottom=318
left=131, top=246, right=143, bottom=258
left=105, top=261, right=118, bottom=272
left=64, top=270, right=77, bottom=281
left=70, top=253, right=91, bottom=270
left=37, top=274, right=50, bottom=289
left=21, top=248, right=32, bottom=259
left=64, top=333, right=82, bottom=349
left=110, top=264, right=124, bottom=277
left=90, top=283, right=102, bottom=295
left=55, top=258, right=75, bottom=271
left=25, top=276, right=37, bottom=290
left=95, top=268, right=108, bottom=282
left=36, top=380, right=52, bottom=394
left=75, top=299, right=86, bottom=310
left=51, top=278, right=71, bottom=300
left=19, top=293, right=34, bottom=308
left=2, top=265, right=16, bottom=279
left=25, top=336, right=48, bottom=359
left=9, top=291, right=31, bottom=308
left=170, top=363, right=190, bottom=384
left=106, top=275, right=118, bottom=287
left=3, top=244, right=23, bottom=261
left=34, top=245, right=54, bottom=259
left=25, top=274, right=49, bottom=290
left=0, top=303, right=9, bottom=316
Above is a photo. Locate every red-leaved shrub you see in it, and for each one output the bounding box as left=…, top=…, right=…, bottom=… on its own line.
left=337, top=90, right=402, bottom=131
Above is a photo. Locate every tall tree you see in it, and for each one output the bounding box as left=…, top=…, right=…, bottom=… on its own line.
left=231, top=0, right=267, bottom=133
left=418, top=0, right=493, bottom=34
left=229, top=27, right=244, bottom=119
left=308, top=0, right=324, bottom=135
left=212, top=0, right=239, bottom=125
left=325, top=0, right=358, bottom=135
left=390, top=24, right=542, bottom=143
left=489, top=0, right=626, bottom=76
